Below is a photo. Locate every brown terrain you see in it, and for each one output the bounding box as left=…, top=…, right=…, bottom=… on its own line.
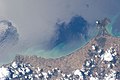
left=2, top=18, right=120, bottom=80
left=11, top=34, right=120, bottom=74
left=10, top=18, right=120, bottom=74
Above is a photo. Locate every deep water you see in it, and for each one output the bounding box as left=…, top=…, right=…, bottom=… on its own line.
left=33, top=14, right=120, bottom=59
left=0, top=15, right=97, bottom=65
left=1, top=14, right=120, bottom=65
left=48, top=15, right=89, bottom=50
left=22, top=16, right=98, bottom=58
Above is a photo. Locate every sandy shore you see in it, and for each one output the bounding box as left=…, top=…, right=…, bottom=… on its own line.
left=8, top=35, right=119, bottom=74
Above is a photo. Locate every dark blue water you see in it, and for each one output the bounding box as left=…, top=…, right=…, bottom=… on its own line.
left=32, top=15, right=97, bottom=58
left=49, top=15, right=89, bottom=49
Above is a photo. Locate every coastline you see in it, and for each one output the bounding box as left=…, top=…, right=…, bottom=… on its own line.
left=0, top=17, right=120, bottom=79
left=0, top=35, right=120, bottom=80
left=9, top=34, right=120, bottom=72
left=1, top=29, right=120, bottom=80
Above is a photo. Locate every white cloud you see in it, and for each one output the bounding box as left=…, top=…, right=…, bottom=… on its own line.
left=0, top=66, right=10, bottom=80
left=103, top=50, right=113, bottom=62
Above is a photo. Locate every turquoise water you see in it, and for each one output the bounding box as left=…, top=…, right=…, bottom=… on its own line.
left=21, top=27, right=98, bottom=59
left=1, top=15, right=120, bottom=65
left=106, top=13, right=120, bottom=37
left=19, top=16, right=99, bottom=59
left=21, top=41, right=86, bottom=58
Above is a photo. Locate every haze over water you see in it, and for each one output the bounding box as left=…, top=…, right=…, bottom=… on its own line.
left=0, top=0, right=120, bottom=64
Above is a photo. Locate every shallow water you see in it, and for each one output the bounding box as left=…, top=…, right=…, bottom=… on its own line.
left=20, top=16, right=98, bottom=59
left=0, top=15, right=120, bottom=65
left=106, top=13, right=120, bottom=37
left=37, top=14, right=120, bottom=59
left=1, top=0, right=120, bottom=65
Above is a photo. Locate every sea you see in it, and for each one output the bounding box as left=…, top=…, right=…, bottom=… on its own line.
left=0, top=14, right=120, bottom=65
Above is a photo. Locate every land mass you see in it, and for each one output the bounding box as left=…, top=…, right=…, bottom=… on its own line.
left=11, top=18, right=120, bottom=73
left=1, top=18, right=120, bottom=80
left=12, top=35, right=120, bottom=73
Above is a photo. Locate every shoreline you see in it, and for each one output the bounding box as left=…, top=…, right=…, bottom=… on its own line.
left=0, top=17, right=120, bottom=79
left=0, top=33, right=120, bottom=80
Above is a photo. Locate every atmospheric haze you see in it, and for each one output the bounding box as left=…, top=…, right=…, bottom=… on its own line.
left=0, top=0, right=120, bottom=64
